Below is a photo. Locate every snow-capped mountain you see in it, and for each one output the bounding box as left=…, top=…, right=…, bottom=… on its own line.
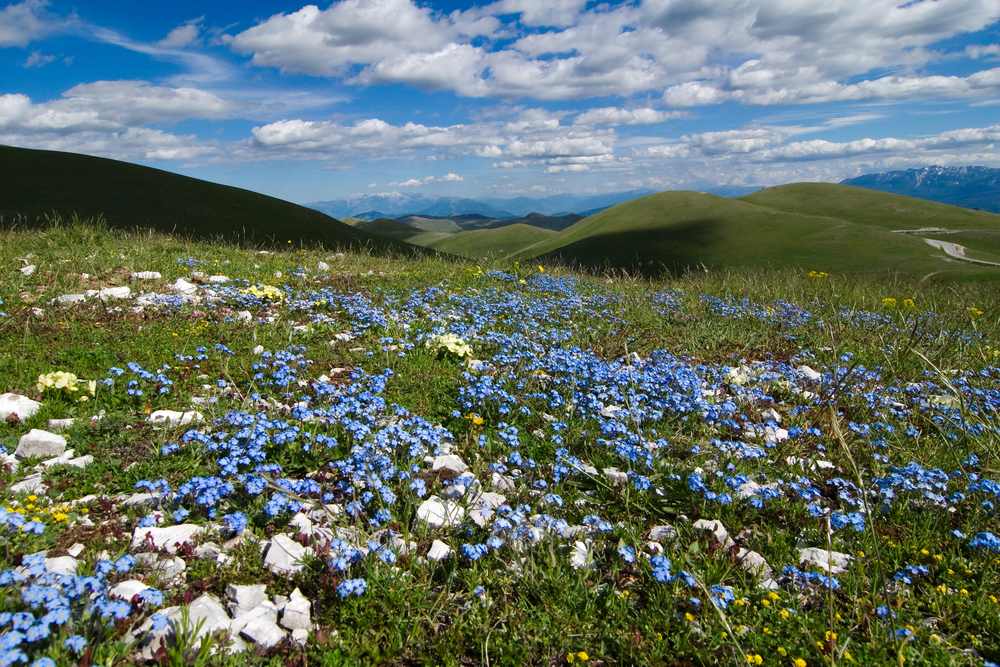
left=841, top=166, right=1000, bottom=213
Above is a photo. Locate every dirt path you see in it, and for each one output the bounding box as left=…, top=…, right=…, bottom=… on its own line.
left=922, top=238, right=1000, bottom=266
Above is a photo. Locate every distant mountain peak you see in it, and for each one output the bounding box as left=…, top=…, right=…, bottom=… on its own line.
left=841, top=165, right=1000, bottom=213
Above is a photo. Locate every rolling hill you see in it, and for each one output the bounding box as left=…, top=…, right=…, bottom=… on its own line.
left=510, top=184, right=1000, bottom=277
left=0, top=144, right=424, bottom=254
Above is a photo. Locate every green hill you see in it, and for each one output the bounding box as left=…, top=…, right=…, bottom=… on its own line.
left=426, top=224, right=557, bottom=258
left=0, top=144, right=424, bottom=254
left=513, top=185, right=1000, bottom=278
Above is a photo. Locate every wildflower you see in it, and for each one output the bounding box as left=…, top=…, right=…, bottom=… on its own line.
left=64, top=636, right=87, bottom=652
left=745, top=656, right=762, bottom=665
left=793, top=659, right=807, bottom=667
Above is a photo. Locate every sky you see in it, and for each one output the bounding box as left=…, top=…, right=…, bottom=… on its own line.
left=1, top=0, right=999, bottom=205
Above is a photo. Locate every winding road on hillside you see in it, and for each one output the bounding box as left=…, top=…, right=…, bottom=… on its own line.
left=892, top=228, right=1000, bottom=267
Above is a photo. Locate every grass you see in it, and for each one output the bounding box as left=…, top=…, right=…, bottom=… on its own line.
left=0, top=217, right=999, bottom=666
left=506, top=185, right=1000, bottom=279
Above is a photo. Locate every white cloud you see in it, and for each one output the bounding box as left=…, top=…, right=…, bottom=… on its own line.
left=967, top=43, right=1000, bottom=59
left=398, top=178, right=424, bottom=186
left=545, top=164, right=590, bottom=173
left=367, top=182, right=377, bottom=187
left=573, top=107, right=681, bottom=126
left=23, top=51, right=57, bottom=68
left=61, top=81, right=243, bottom=126
left=158, top=19, right=203, bottom=48
left=0, top=0, right=67, bottom=47
left=440, top=172, right=464, bottom=181
left=504, top=136, right=613, bottom=158
left=683, top=128, right=785, bottom=154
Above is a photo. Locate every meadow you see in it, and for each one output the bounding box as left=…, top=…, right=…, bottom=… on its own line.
left=0, top=217, right=998, bottom=666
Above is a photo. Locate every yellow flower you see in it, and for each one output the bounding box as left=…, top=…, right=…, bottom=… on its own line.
left=826, top=631, right=837, bottom=642
left=777, top=647, right=787, bottom=656
left=577, top=652, right=588, bottom=661
left=761, top=599, right=770, bottom=606
left=882, top=297, right=897, bottom=307
left=960, top=589, right=969, bottom=597
left=27, top=495, right=36, bottom=502
left=780, top=609, right=790, bottom=620
left=793, top=659, right=807, bottom=667
left=843, top=651, right=853, bottom=661
left=685, top=612, right=694, bottom=622
left=768, top=592, right=779, bottom=600
left=903, top=298, right=915, bottom=308
left=746, top=655, right=762, bottom=665
left=538, top=265, right=545, bottom=273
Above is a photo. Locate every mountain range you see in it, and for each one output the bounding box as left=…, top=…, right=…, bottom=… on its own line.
left=841, top=166, right=1000, bottom=213
left=306, top=190, right=656, bottom=219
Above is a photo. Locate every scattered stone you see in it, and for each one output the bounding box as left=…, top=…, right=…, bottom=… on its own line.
left=15, top=429, right=67, bottom=460
left=66, top=543, right=85, bottom=558
left=56, top=294, right=86, bottom=304
left=799, top=547, right=853, bottom=575
left=0, top=393, right=41, bottom=422
left=131, top=271, right=162, bottom=280
left=387, top=534, right=417, bottom=556
left=132, top=524, right=207, bottom=554
left=761, top=408, right=781, bottom=423
left=288, top=513, right=313, bottom=536
left=798, top=365, right=822, bottom=381
left=237, top=311, right=252, bottom=322
left=19, top=265, right=35, bottom=276
left=427, top=539, right=452, bottom=561
left=649, top=525, right=678, bottom=541
left=170, top=278, right=198, bottom=294
left=490, top=471, right=516, bottom=492
left=737, top=548, right=774, bottom=580
left=280, top=588, right=311, bottom=631
left=194, top=542, right=221, bottom=560
left=29, top=307, right=44, bottom=318
left=208, top=275, right=229, bottom=283
left=317, top=261, right=330, bottom=272
left=600, top=405, right=624, bottom=419
left=89, top=286, right=130, bottom=300
left=46, top=418, right=75, bottom=431
left=604, top=467, right=628, bottom=486
left=291, top=628, right=309, bottom=646
left=432, top=454, right=468, bottom=473
left=110, top=580, right=151, bottom=601
left=240, top=614, right=286, bottom=649
left=45, top=556, right=79, bottom=575
left=227, top=584, right=268, bottom=618
left=693, top=519, right=735, bottom=549
left=569, top=540, right=595, bottom=570
left=38, top=450, right=93, bottom=470
left=147, top=410, right=203, bottom=426
left=264, top=534, right=312, bottom=574
left=416, top=496, right=465, bottom=528
left=467, top=491, right=506, bottom=527
left=186, top=594, right=232, bottom=639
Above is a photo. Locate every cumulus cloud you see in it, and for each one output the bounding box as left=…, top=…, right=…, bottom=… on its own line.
left=226, top=0, right=1000, bottom=106
left=573, top=107, right=681, bottom=126
left=440, top=172, right=464, bottom=181
left=23, top=51, right=57, bottom=68
left=683, top=128, right=785, bottom=154
left=157, top=19, right=203, bottom=48
left=544, top=163, right=590, bottom=173
left=0, top=0, right=69, bottom=47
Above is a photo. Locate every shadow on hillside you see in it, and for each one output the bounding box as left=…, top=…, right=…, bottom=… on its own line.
left=541, top=218, right=722, bottom=277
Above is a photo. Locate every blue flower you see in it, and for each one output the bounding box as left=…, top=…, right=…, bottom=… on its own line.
left=64, top=635, right=87, bottom=652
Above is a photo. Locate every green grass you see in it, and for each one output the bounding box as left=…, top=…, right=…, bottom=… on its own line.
left=0, top=144, right=427, bottom=256
left=426, top=224, right=557, bottom=258
left=1, top=218, right=999, bottom=666
left=508, top=185, right=1000, bottom=279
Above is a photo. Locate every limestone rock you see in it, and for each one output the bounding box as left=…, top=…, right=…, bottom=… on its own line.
left=279, top=588, right=311, bottom=631
left=693, top=519, right=735, bottom=549
left=0, top=394, right=41, bottom=422
left=799, top=547, right=853, bottom=575
left=170, top=278, right=198, bottom=294
left=649, top=525, right=677, bottom=541
left=46, top=418, right=75, bottom=431
left=44, top=556, right=79, bottom=576
left=264, top=534, right=312, bottom=574
left=15, top=429, right=66, bottom=460
left=427, top=540, right=452, bottom=562
left=147, top=410, right=203, bottom=426
left=131, top=271, right=162, bottom=280
left=132, top=524, right=206, bottom=554
left=227, top=584, right=268, bottom=618
left=10, top=473, right=45, bottom=494
left=110, top=580, right=151, bottom=601
left=240, top=615, right=286, bottom=649
left=431, top=454, right=468, bottom=473
left=56, top=294, right=86, bottom=304
left=416, top=496, right=465, bottom=528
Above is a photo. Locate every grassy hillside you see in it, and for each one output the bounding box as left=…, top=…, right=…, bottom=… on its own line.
left=0, top=144, right=424, bottom=254
left=515, top=186, right=1000, bottom=278
left=426, top=224, right=557, bottom=258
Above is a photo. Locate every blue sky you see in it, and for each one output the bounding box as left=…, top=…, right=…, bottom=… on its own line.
left=2, top=0, right=999, bottom=204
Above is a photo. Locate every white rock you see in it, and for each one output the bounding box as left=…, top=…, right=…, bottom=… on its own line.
left=131, top=271, right=162, bottom=280
left=280, top=588, right=311, bottom=631
left=11, top=473, right=44, bottom=494
left=432, top=454, right=468, bottom=473
left=569, top=540, right=595, bottom=570
left=798, top=365, right=822, bottom=381
left=649, top=525, right=677, bottom=541
left=799, top=547, right=853, bottom=575
left=490, top=472, right=516, bottom=492
left=693, top=519, right=735, bottom=549
left=66, top=543, right=85, bottom=558
left=29, top=307, right=44, bottom=318
left=194, top=542, right=221, bottom=560
left=46, top=418, right=75, bottom=431
left=442, top=483, right=466, bottom=500
left=147, top=410, right=203, bottom=426
left=227, top=584, right=268, bottom=618
left=604, top=467, right=629, bottom=486
left=387, top=534, right=417, bottom=556
left=264, top=534, right=312, bottom=574
left=95, top=286, right=131, bottom=300
left=208, top=275, right=229, bottom=283
left=291, top=628, right=309, bottom=646
left=15, top=429, right=67, bottom=460
left=316, top=261, right=330, bottom=272
left=237, top=311, right=252, bottom=323
left=427, top=540, right=452, bottom=561
left=45, top=556, right=79, bottom=575
left=737, top=548, right=773, bottom=580
left=109, top=579, right=151, bottom=601
left=0, top=394, right=41, bottom=422
left=186, top=594, right=232, bottom=638
left=19, top=264, right=37, bottom=276
left=467, top=491, right=507, bottom=528
left=56, top=294, right=86, bottom=304
left=229, top=601, right=278, bottom=638
left=416, top=496, right=465, bottom=528
left=132, top=524, right=206, bottom=554
left=600, top=405, right=624, bottom=419
left=288, top=513, right=313, bottom=536
left=761, top=408, right=781, bottom=423
left=240, top=615, right=286, bottom=649
left=170, top=278, right=198, bottom=294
